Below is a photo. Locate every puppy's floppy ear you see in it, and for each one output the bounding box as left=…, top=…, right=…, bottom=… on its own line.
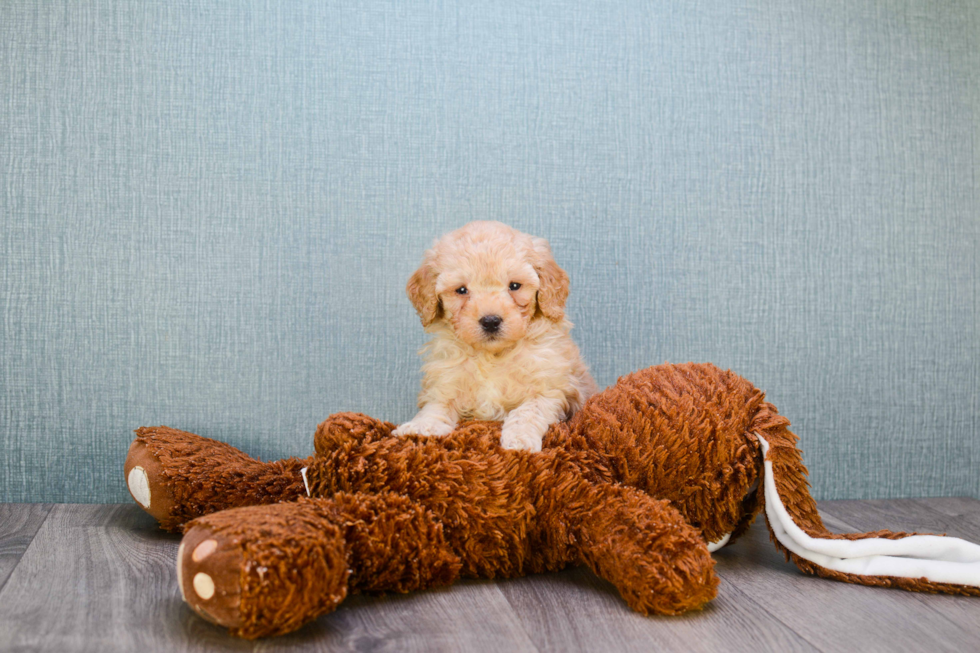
left=531, top=237, right=569, bottom=321
left=406, top=259, right=441, bottom=327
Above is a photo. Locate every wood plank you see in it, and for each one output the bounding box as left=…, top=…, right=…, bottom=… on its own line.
left=498, top=564, right=817, bottom=653
left=279, top=581, right=538, bottom=653
left=909, top=496, right=980, bottom=531
left=709, top=501, right=980, bottom=653
left=0, top=504, right=537, bottom=653
left=0, top=504, right=52, bottom=591
left=819, top=497, right=980, bottom=539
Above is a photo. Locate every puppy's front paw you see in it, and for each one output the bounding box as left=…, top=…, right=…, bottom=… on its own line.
left=500, top=422, right=544, bottom=453
left=393, top=419, right=455, bottom=437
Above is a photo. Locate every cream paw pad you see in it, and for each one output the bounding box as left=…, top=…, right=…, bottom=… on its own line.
left=176, top=525, right=244, bottom=629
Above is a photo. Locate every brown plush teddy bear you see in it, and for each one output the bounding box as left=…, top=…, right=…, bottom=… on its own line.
left=124, top=363, right=980, bottom=639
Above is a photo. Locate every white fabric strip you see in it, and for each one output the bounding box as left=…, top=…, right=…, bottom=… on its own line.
left=707, top=532, right=732, bottom=553
left=756, top=434, right=980, bottom=587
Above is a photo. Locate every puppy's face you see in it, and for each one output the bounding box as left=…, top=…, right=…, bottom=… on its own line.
left=435, top=252, right=537, bottom=352
left=407, top=222, right=569, bottom=352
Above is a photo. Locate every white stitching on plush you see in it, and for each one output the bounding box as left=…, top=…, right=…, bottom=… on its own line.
left=300, top=467, right=311, bottom=497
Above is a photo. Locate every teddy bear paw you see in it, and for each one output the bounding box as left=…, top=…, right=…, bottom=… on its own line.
left=124, top=437, right=179, bottom=528
left=177, top=525, right=245, bottom=631
left=178, top=502, right=352, bottom=639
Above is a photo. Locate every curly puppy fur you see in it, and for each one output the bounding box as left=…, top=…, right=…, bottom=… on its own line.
left=393, top=221, right=597, bottom=451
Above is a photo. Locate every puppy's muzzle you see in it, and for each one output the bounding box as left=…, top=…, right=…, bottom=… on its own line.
left=479, top=314, right=503, bottom=335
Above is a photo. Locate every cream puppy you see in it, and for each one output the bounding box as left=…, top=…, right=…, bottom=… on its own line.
left=393, top=221, right=597, bottom=452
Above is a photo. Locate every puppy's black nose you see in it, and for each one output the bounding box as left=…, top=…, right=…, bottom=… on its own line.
left=479, top=314, right=503, bottom=334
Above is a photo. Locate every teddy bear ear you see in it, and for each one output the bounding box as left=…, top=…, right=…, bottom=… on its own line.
left=406, top=259, right=441, bottom=327
left=531, top=237, right=569, bottom=321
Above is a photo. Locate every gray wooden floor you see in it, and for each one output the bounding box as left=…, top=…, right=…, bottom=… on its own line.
left=1, top=498, right=979, bottom=652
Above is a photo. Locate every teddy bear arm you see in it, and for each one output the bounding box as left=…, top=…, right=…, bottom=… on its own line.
left=125, top=426, right=311, bottom=532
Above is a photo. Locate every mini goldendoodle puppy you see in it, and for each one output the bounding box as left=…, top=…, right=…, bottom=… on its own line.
left=393, top=221, right=597, bottom=451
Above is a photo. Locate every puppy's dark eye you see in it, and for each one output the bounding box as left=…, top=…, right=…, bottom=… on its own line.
left=509, top=282, right=522, bottom=291
left=455, top=286, right=468, bottom=295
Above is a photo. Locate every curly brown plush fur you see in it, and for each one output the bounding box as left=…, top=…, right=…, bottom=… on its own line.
left=125, top=363, right=980, bottom=639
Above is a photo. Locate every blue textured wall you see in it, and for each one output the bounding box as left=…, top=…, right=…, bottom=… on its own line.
left=2, top=1, right=977, bottom=502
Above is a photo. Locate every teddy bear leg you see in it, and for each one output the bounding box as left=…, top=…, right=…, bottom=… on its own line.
left=570, top=482, right=719, bottom=616
left=125, top=426, right=310, bottom=532
left=178, top=493, right=462, bottom=639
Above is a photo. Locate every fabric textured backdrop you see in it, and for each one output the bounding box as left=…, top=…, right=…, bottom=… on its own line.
left=2, top=1, right=977, bottom=503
